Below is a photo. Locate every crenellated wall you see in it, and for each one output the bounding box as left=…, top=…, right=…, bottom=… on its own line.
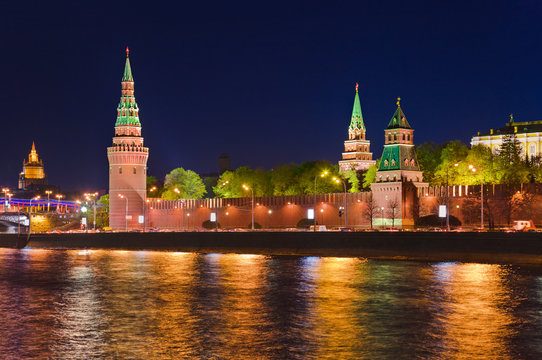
left=146, top=183, right=542, bottom=230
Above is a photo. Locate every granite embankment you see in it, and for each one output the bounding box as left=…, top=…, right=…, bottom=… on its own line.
left=0, top=231, right=541, bottom=265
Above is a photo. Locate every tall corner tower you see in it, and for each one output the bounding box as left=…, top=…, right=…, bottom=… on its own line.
left=107, top=47, right=149, bottom=230
left=371, top=98, right=426, bottom=228
left=338, top=83, right=376, bottom=172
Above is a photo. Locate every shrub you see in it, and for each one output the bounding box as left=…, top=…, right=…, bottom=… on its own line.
left=247, top=222, right=262, bottom=229
left=202, top=220, right=221, bottom=229
left=296, top=218, right=315, bottom=229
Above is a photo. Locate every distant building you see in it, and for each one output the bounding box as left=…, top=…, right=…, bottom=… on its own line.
left=218, top=153, right=231, bottom=174
left=371, top=98, right=427, bottom=228
left=470, top=115, right=542, bottom=157
left=107, top=48, right=149, bottom=230
left=338, top=84, right=376, bottom=172
left=18, top=142, right=46, bottom=190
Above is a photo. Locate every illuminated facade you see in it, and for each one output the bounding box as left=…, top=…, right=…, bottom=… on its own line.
left=471, top=115, right=542, bottom=157
left=107, top=48, right=149, bottom=230
left=338, top=84, right=376, bottom=172
left=18, top=142, right=46, bottom=189
left=371, top=98, right=426, bottom=228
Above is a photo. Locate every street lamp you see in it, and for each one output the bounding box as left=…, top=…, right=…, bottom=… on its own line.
left=469, top=165, right=484, bottom=230
left=7, top=193, right=13, bottom=209
left=45, top=190, right=52, bottom=212
left=28, top=196, right=40, bottom=235
left=313, top=170, right=328, bottom=232
left=332, top=177, right=347, bottom=227
left=2, top=188, right=9, bottom=211
left=55, top=194, right=64, bottom=213
left=242, top=184, right=254, bottom=230
left=118, top=194, right=129, bottom=231
left=84, top=192, right=99, bottom=230
left=381, top=206, right=385, bottom=228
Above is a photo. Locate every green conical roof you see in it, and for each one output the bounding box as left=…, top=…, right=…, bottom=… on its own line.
left=122, top=47, right=133, bottom=81
left=387, top=98, right=411, bottom=129
left=115, top=48, right=141, bottom=127
left=349, top=83, right=365, bottom=131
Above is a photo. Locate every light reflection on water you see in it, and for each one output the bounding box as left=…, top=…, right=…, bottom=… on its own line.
left=0, top=249, right=540, bottom=359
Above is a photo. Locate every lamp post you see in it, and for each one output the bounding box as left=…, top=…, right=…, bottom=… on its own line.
left=381, top=206, right=385, bottom=228
left=332, top=177, right=347, bottom=227
left=7, top=192, right=12, bottom=210
left=55, top=194, right=64, bottom=213
left=118, top=194, right=129, bottom=231
left=28, top=196, right=40, bottom=235
left=242, top=184, right=254, bottom=230
left=84, top=192, right=98, bottom=230
left=45, top=190, right=52, bottom=212
left=469, top=165, right=484, bottom=230
left=313, top=170, right=328, bottom=232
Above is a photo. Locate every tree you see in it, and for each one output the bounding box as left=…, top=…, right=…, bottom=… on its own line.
left=344, top=169, right=360, bottom=193
left=416, top=142, right=442, bottom=185
left=363, top=193, right=379, bottom=229
left=96, top=194, right=109, bottom=228
left=362, top=159, right=380, bottom=190
left=433, top=140, right=469, bottom=185
left=162, top=168, right=206, bottom=200
left=146, top=175, right=163, bottom=197
left=387, top=197, right=400, bottom=228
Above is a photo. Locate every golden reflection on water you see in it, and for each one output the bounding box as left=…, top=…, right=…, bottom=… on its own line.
left=431, top=263, right=517, bottom=360
left=310, top=257, right=366, bottom=358
left=0, top=248, right=539, bottom=359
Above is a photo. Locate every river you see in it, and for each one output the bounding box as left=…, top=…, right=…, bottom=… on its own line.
left=0, top=249, right=541, bottom=359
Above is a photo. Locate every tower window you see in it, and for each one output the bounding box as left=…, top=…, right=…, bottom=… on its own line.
left=407, top=134, right=411, bottom=141
left=133, top=167, right=136, bottom=174
left=388, top=134, right=391, bottom=142
left=119, top=167, right=122, bottom=174
left=402, top=134, right=405, bottom=141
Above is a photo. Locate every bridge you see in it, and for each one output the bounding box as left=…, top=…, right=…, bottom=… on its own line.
left=1, top=197, right=81, bottom=213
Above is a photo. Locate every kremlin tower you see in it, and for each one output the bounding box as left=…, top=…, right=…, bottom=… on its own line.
left=370, top=98, right=426, bottom=228
left=107, top=48, right=149, bottom=230
left=338, top=84, right=376, bottom=172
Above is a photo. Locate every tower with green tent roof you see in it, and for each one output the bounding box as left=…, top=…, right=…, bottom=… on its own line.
left=338, top=83, right=376, bottom=172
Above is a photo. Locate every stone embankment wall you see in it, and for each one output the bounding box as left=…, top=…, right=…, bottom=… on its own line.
left=0, top=232, right=539, bottom=266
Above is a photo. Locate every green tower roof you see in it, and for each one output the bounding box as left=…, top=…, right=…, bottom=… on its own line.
left=387, top=98, right=411, bottom=129
left=349, top=83, right=365, bottom=131
left=122, top=47, right=133, bottom=81
left=115, top=47, right=141, bottom=127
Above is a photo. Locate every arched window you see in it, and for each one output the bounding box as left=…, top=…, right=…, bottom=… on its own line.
left=411, top=159, right=415, bottom=166
left=133, top=167, right=136, bottom=174
left=394, top=134, right=397, bottom=141
left=388, top=134, right=392, bottom=142
left=119, top=167, right=122, bottom=174
left=404, top=159, right=408, bottom=166
left=391, top=159, right=395, bottom=166
left=407, top=134, right=411, bottom=141
left=384, top=160, right=389, bottom=167
left=402, top=134, right=405, bottom=141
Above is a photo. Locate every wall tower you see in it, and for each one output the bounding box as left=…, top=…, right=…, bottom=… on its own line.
left=107, top=48, right=149, bottom=230
left=371, top=98, right=426, bottom=228
left=338, top=84, right=376, bottom=172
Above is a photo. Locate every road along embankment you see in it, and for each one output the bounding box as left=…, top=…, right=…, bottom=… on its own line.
left=0, top=231, right=541, bottom=266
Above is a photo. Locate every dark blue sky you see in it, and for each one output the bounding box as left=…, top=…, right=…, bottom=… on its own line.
left=1, top=0, right=541, bottom=190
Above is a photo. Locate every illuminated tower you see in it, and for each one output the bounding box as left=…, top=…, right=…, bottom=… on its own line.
left=107, top=48, right=149, bottom=230
left=338, top=84, right=376, bottom=172
left=371, top=98, right=426, bottom=228
left=18, top=142, right=46, bottom=189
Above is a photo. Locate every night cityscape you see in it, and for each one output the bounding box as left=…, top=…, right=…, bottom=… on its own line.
left=1, top=1, right=542, bottom=359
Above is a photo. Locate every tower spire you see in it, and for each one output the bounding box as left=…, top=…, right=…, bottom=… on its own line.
left=349, top=83, right=365, bottom=132
left=122, top=47, right=133, bottom=82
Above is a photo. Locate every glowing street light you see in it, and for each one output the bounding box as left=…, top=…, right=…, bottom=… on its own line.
left=332, top=176, right=347, bottom=227
left=84, top=192, right=99, bottom=230
left=242, top=184, right=254, bottom=230
left=45, top=190, right=53, bottom=212
left=313, top=170, right=329, bottom=232
left=118, top=194, right=129, bottom=231
left=469, top=165, right=484, bottom=230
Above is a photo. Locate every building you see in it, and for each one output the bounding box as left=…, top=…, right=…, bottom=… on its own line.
left=18, top=142, right=46, bottom=190
left=470, top=114, right=542, bottom=157
left=107, top=48, right=149, bottom=230
left=371, top=98, right=427, bottom=228
left=338, top=84, right=376, bottom=172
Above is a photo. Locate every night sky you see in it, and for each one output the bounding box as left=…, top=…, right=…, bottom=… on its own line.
left=2, top=1, right=542, bottom=191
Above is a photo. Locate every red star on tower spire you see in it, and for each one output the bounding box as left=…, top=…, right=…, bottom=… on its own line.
left=355, top=83, right=359, bottom=93
left=126, top=46, right=129, bottom=57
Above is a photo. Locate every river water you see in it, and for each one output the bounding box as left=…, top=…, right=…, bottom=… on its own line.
left=0, top=249, right=541, bottom=359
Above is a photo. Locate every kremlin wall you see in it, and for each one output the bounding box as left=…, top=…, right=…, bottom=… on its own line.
left=107, top=50, right=542, bottom=231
